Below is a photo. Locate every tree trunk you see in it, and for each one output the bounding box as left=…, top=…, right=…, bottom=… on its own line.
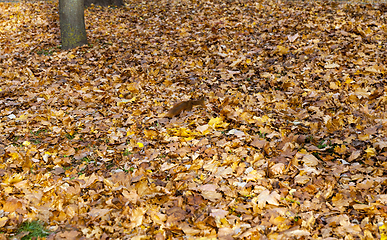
left=84, top=0, right=123, bottom=8
left=59, top=0, right=88, bottom=50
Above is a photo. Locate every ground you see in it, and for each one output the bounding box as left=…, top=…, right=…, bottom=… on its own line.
left=0, top=0, right=387, bottom=239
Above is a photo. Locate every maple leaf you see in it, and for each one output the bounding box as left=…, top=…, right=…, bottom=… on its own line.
left=255, top=189, right=280, bottom=208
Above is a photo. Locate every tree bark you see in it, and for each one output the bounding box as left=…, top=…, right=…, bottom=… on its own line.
left=59, top=0, right=88, bottom=50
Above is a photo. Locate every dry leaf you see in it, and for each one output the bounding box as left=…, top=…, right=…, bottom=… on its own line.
left=302, top=154, right=320, bottom=167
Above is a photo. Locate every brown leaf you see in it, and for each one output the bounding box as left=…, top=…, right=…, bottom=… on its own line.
left=250, top=138, right=267, bottom=148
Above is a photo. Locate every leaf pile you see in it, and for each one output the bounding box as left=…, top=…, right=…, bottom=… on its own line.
left=1, top=0, right=387, bottom=239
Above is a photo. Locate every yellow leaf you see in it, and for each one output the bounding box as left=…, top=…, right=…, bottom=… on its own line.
left=277, top=45, right=289, bottom=55
left=137, top=142, right=144, bottom=148
left=208, top=117, right=229, bottom=129
left=344, top=76, right=353, bottom=84
left=127, top=131, right=135, bottom=136
left=208, top=117, right=221, bottom=126
left=299, top=149, right=308, bottom=154
left=4, top=173, right=24, bottom=184
left=334, top=145, right=346, bottom=154
left=0, top=217, right=8, bottom=228
left=127, top=83, right=139, bottom=93
left=144, top=129, right=158, bottom=139
left=22, top=141, right=31, bottom=146
left=253, top=115, right=271, bottom=123
left=364, top=27, right=373, bottom=35
left=379, top=223, right=387, bottom=240
left=365, top=147, right=376, bottom=158
left=184, top=137, right=195, bottom=141
left=168, top=127, right=199, bottom=138
left=220, top=218, right=229, bottom=226
left=16, top=114, right=28, bottom=121
left=380, top=223, right=387, bottom=230
left=4, top=186, right=13, bottom=194
left=9, top=152, right=19, bottom=160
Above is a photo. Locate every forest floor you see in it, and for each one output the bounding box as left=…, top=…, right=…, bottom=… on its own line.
left=0, top=0, right=387, bottom=239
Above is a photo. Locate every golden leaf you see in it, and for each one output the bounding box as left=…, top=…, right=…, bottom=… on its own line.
left=277, top=45, right=289, bottom=55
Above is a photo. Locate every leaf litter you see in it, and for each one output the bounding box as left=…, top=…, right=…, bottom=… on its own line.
left=0, top=0, right=387, bottom=239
